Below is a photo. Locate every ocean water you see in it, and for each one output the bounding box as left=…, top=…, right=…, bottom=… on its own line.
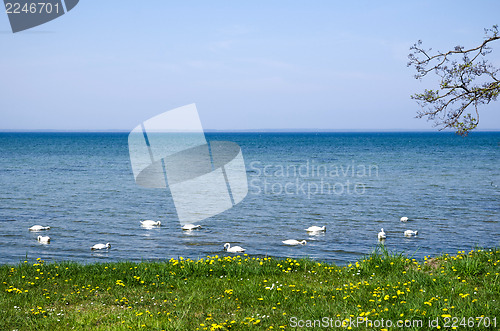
left=0, top=132, right=498, bottom=265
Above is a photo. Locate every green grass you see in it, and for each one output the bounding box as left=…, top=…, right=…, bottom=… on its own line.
left=1, top=247, right=499, bottom=330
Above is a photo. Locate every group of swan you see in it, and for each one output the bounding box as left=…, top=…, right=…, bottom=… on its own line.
left=378, top=228, right=419, bottom=240
left=92, top=221, right=203, bottom=251
left=141, top=221, right=202, bottom=231
left=281, top=225, right=326, bottom=246
left=30, top=216, right=420, bottom=254
left=29, top=224, right=111, bottom=250
left=378, top=217, right=419, bottom=240
left=226, top=225, right=326, bottom=252
left=29, top=220, right=202, bottom=251
left=94, top=221, right=202, bottom=250
left=29, top=220, right=322, bottom=253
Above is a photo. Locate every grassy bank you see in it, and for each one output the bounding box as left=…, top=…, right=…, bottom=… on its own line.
left=1, top=247, right=499, bottom=330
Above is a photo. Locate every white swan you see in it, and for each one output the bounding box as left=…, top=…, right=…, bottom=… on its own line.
left=224, top=243, right=245, bottom=253
left=404, top=230, right=418, bottom=237
left=29, top=225, right=50, bottom=231
left=182, top=224, right=202, bottom=231
left=400, top=217, right=409, bottom=222
left=91, top=243, right=111, bottom=250
left=282, top=239, right=307, bottom=245
left=378, top=228, right=386, bottom=240
left=305, top=226, right=326, bottom=232
left=140, top=220, right=161, bottom=227
left=37, top=236, right=50, bottom=244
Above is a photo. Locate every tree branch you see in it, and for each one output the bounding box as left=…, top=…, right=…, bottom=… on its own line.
left=408, top=25, right=499, bottom=135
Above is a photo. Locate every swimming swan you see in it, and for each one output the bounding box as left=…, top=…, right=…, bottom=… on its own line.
left=305, top=226, right=326, bottom=232
left=224, top=243, right=245, bottom=253
left=404, top=230, right=418, bottom=237
left=378, top=228, right=386, bottom=240
left=29, top=225, right=50, bottom=231
left=282, top=239, right=307, bottom=245
left=140, top=220, right=161, bottom=227
left=400, top=217, right=409, bottom=222
left=182, top=224, right=202, bottom=230
left=91, top=243, right=111, bottom=250
left=37, top=236, right=50, bottom=244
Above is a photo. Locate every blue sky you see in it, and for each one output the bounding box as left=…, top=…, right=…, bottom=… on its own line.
left=1, top=1, right=499, bottom=131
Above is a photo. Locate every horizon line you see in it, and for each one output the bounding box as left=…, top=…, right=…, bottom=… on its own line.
left=1, top=128, right=500, bottom=133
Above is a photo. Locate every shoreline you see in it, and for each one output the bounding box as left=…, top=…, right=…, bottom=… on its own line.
left=1, top=247, right=498, bottom=330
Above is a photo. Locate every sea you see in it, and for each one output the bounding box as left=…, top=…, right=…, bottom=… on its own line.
left=0, top=132, right=498, bottom=265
